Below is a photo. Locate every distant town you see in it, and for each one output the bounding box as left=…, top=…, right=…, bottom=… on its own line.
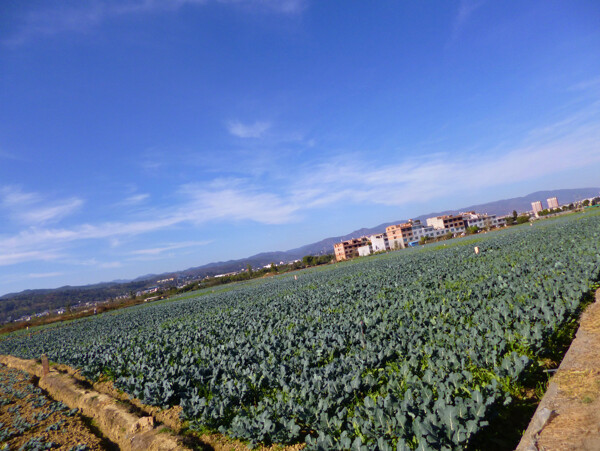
left=333, top=195, right=600, bottom=261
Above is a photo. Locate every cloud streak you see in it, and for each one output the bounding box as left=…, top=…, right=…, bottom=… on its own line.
left=0, top=186, right=39, bottom=207
left=291, top=116, right=600, bottom=208
left=26, top=271, right=65, bottom=279
left=179, top=182, right=298, bottom=224
left=0, top=250, right=63, bottom=267
left=119, top=193, right=150, bottom=206
left=129, top=240, right=211, bottom=256
left=1, top=186, right=83, bottom=226
left=4, top=0, right=307, bottom=46
left=18, top=198, right=84, bottom=225
left=450, top=0, right=485, bottom=42
left=227, top=120, right=271, bottom=138
left=0, top=149, right=23, bottom=161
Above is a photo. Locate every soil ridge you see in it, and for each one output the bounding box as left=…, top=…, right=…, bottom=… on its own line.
left=517, top=288, right=600, bottom=451
left=0, top=355, right=188, bottom=451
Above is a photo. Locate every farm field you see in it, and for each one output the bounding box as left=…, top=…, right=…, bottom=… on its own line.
left=1, top=212, right=600, bottom=450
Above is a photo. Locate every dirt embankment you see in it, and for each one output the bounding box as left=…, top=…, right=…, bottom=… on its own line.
left=518, top=289, right=600, bottom=451
left=0, top=355, right=186, bottom=451
left=0, top=363, right=110, bottom=450
left=0, top=356, right=304, bottom=451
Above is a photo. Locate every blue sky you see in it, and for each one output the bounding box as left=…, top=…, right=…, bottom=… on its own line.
left=1, top=0, right=600, bottom=295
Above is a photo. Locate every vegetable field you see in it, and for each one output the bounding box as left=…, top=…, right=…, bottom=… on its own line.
left=2, top=212, right=600, bottom=450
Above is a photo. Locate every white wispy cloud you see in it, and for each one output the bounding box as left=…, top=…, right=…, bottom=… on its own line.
left=0, top=186, right=39, bottom=207
left=18, top=198, right=84, bottom=225
left=129, top=240, right=211, bottom=256
left=227, top=120, right=271, bottom=138
left=0, top=182, right=296, bottom=267
left=171, top=111, right=600, bottom=223
left=4, top=0, right=306, bottom=46
left=0, top=217, right=182, bottom=252
left=178, top=181, right=298, bottom=224
left=0, top=271, right=65, bottom=289
left=569, top=77, right=600, bottom=92
left=99, top=261, right=123, bottom=269
left=290, top=118, right=600, bottom=208
left=119, top=193, right=150, bottom=205
left=0, top=250, right=63, bottom=267
left=58, top=257, right=121, bottom=269
left=0, top=149, right=22, bottom=161
left=26, top=271, right=64, bottom=279
left=0, top=187, right=83, bottom=226
left=450, top=0, right=485, bottom=42
left=222, top=0, right=306, bottom=14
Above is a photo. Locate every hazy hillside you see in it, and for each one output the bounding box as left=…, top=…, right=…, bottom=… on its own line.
left=415, top=188, right=600, bottom=219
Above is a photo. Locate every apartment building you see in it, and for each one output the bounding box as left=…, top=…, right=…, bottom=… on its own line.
left=547, top=197, right=559, bottom=209
left=386, top=220, right=448, bottom=247
left=385, top=219, right=421, bottom=249
left=334, top=237, right=370, bottom=261
left=370, top=233, right=390, bottom=252
left=426, top=214, right=466, bottom=232
left=354, top=233, right=391, bottom=257
left=357, top=243, right=372, bottom=257
left=411, top=224, right=448, bottom=242
left=463, top=212, right=506, bottom=229
left=531, top=201, right=543, bottom=217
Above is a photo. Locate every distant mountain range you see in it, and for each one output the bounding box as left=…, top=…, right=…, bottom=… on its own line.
left=1, top=187, right=598, bottom=323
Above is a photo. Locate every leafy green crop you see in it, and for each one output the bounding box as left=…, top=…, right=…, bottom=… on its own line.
left=2, top=212, right=600, bottom=450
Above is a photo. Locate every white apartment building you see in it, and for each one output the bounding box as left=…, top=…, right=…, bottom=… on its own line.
left=547, top=197, right=559, bottom=209
left=410, top=223, right=448, bottom=242
left=462, top=212, right=506, bottom=229
left=386, top=219, right=459, bottom=248
left=356, top=233, right=390, bottom=257
left=370, top=233, right=390, bottom=252
left=426, top=214, right=466, bottom=234
left=531, top=201, right=543, bottom=217
left=357, top=244, right=373, bottom=257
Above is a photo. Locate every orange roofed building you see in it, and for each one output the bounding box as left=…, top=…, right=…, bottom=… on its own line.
left=334, top=237, right=370, bottom=261
left=386, top=221, right=418, bottom=249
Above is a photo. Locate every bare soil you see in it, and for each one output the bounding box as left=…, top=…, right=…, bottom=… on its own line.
left=0, top=363, right=113, bottom=450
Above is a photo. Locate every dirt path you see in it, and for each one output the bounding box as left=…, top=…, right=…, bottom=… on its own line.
left=518, top=289, right=600, bottom=451
left=0, top=363, right=112, bottom=450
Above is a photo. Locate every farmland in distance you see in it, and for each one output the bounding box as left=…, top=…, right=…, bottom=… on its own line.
left=2, top=211, right=600, bottom=450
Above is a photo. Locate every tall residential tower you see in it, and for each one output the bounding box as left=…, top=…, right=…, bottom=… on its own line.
left=531, top=201, right=543, bottom=216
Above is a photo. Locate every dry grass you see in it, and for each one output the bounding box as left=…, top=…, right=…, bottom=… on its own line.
left=554, top=369, right=600, bottom=402
left=580, top=304, right=600, bottom=333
